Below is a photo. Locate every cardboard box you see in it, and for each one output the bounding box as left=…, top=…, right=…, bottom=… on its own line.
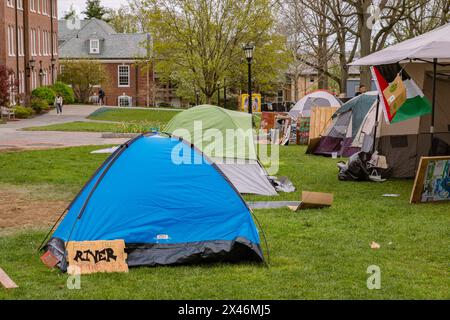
left=288, top=191, right=334, bottom=211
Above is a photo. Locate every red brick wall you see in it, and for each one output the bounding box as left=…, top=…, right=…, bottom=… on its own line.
left=101, top=62, right=151, bottom=107
left=0, top=0, right=58, bottom=102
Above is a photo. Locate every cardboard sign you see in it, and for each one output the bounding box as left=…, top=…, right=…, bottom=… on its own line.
left=288, top=191, right=334, bottom=211
left=241, top=94, right=262, bottom=113
left=410, top=156, right=450, bottom=204
left=66, top=240, right=128, bottom=275
left=0, top=267, right=18, bottom=289
left=383, top=74, right=407, bottom=116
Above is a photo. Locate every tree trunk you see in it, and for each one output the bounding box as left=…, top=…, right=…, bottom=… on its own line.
left=359, top=0, right=372, bottom=88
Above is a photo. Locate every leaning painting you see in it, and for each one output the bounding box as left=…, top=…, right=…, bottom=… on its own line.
left=410, top=156, right=450, bottom=204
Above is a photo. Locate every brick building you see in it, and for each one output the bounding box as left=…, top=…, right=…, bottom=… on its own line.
left=59, top=18, right=180, bottom=107
left=0, top=0, right=58, bottom=105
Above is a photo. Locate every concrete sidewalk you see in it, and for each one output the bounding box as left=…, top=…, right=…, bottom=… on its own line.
left=0, top=105, right=129, bottom=151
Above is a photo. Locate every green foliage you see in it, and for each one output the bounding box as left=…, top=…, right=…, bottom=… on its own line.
left=88, top=107, right=180, bottom=123
left=31, top=87, right=56, bottom=105
left=13, top=105, right=34, bottom=119
left=148, top=0, right=292, bottom=102
left=59, top=60, right=109, bottom=104
left=52, top=82, right=75, bottom=104
left=30, top=98, right=50, bottom=114
left=83, top=0, right=108, bottom=20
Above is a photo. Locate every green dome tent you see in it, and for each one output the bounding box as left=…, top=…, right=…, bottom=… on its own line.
left=165, top=105, right=277, bottom=196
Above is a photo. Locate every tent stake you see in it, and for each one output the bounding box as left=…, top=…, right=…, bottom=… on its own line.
left=429, top=58, right=437, bottom=156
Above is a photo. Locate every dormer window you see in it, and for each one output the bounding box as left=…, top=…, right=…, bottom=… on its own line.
left=90, top=39, right=100, bottom=54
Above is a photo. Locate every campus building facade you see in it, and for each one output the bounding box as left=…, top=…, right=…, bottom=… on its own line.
left=0, top=0, right=58, bottom=104
left=58, top=18, right=181, bottom=107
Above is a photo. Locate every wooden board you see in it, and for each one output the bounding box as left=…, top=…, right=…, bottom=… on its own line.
left=0, top=267, right=18, bottom=289
left=66, top=240, right=128, bottom=275
left=410, top=156, right=450, bottom=204
left=308, top=106, right=339, bottom=142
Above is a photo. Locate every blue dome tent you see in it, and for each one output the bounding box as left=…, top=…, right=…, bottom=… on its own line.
left=42, top=133, right=264, bottom=269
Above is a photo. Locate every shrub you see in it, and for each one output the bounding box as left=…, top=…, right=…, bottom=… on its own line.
left=52, top=81, right=75, bottom=104
left=158, top=102, right=172, bottom=108
left=32, top=86, right=56, bottom=105
left=31, top=98, right=50, bottom=114
left=13, top=105, right=34, bottom=119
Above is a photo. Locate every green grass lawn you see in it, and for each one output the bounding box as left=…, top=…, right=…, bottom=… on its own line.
left=23, top=108, right=181, bottom=133
left=23, top=121, right=154, bottom=133
left=0, top=145, right=449, bottom=299
left=88, top=107, right=180, bottom=123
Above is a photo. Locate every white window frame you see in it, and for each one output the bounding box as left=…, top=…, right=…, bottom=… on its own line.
left=7, top=0, right=14, bottom=8
left=8, top=26, right=15, bottom=57
left=118, top=65, right=130, bottom=88
left=90, top=39, right=100, bottom=54
left=17, top=0, right=23, bottom=10
left=30, top=0, right=36, bottom=12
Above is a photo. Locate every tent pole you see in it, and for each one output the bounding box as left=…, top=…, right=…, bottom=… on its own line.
left=372, top=97, right=380, bottom=154
left=429, top=58, right=437, bottom=156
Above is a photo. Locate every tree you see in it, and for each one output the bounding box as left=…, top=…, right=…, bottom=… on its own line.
left=106, top=6, right=141, bottom=33
left=392, top=0, right=450, bottom=42
left=279, top=0, right=422, bottom=94
left=59, top=60, right=109, bottom=103
left=146, top=0, right=291, bottom=103
left=0, top=65, right=15, bottom=107
left=82, top=0, right=107, bottom=20
left=106, top=0, right=151, bottom=33
left=63, top=4, right=77, bottom=20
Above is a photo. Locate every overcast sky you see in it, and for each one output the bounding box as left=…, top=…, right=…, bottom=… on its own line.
left=58, top=0, right=129, bottom=18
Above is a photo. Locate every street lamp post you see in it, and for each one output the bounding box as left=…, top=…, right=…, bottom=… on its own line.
left=217, top=81, right=221, bottom=107
left=243, top=44, right=254, bottom=115
left=223, top=78, right=227, bottom=109
left=195, top=89, right=200, bottom=106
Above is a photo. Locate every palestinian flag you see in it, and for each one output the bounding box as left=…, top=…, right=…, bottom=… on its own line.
left=371, top=64, right=432, bottom=124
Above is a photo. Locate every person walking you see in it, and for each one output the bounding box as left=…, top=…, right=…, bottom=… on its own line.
left=54, top=94, right=64, bottom=115
left=99, top=88, right=106, bottom=106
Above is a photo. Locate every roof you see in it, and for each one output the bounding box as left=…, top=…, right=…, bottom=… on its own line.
left=350, top=22, right=450, bottom=66
left=58, top=18, right=149, bottom=60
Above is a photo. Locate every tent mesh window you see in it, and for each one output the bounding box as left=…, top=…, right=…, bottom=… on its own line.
left=118, top=95, right=132, bottom=107
left=390, top=135, right=408, bottom=148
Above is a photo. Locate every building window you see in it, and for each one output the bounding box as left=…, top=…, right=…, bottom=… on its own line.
left=90, top=39, right=100, bottom=54
left=8, top=26, right=15, bottom=57
left=18, top=27, right=24, bottom=56
left=118, top=65, right=130, bottom=87
left=31, top=29, right=37, bottom=56
left=118, top=94, right=132, bottom=107
left=17, top=0, right=23, bottom=10
left=30, top=0, right=35, bottom=12
left=52, top=0, right=57, bottom=18
left=7, top=0, right=14, bottom=8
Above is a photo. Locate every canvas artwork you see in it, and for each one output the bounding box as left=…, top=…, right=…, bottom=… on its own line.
left=420, top=159, right=450, bottom=202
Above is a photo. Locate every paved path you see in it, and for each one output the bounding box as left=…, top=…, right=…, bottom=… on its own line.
left=0, top=105, right=129, bottom=151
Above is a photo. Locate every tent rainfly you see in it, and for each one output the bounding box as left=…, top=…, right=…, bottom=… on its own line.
left=289, top=90, right=343, bottom=119
left=165, top=105, right=278, bottom=196
left=350, top=22, right=450, bottom=178
left=42, top=133, right=264, bottom=269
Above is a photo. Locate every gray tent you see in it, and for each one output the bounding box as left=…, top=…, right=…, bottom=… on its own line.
left=313, top=92, right=378, bottom=157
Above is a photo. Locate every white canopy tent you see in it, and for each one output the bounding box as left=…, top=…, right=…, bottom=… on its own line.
left=350, top=23, right=450, bottom=66
left=350, top=22, right=450, bottom=177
